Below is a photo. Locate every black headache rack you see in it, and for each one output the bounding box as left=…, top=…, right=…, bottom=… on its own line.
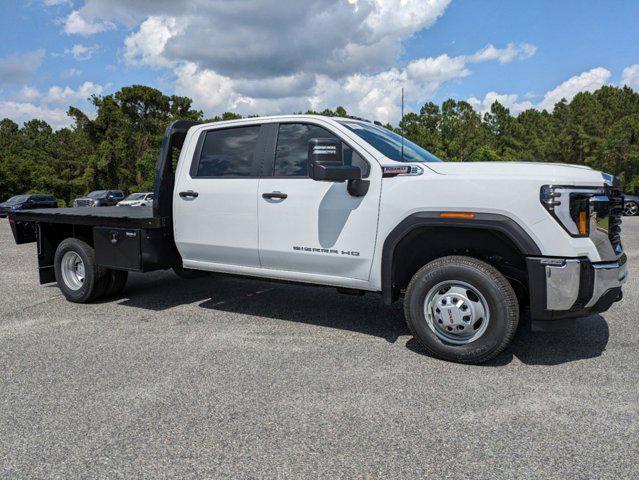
left=8, top=120, right=200, bottom=281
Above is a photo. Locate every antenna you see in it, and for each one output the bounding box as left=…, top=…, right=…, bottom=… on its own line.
left=400, top=87, right=405, bottom=161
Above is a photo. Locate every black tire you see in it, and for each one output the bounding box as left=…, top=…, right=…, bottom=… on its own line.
left=103, top=270, right=128, bottom=298
left=172, top=265, right=209, bottom=279
left=624, top=201, right=638, bottom=216
left=404, top=255, right=519, bottom=364
left=54, top=238, right=110, bottom=303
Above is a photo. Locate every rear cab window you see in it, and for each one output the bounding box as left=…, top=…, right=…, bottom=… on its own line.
left=191, top=125, right=262, bottom=178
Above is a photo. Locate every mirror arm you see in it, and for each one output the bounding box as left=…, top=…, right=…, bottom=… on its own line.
left=347, top=179, right=369, bottom=197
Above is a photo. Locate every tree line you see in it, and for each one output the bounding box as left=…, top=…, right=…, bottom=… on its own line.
left=1, top=84, right=638, bottom=205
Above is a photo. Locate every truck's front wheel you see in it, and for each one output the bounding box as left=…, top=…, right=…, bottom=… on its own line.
left=404, top=256, right=519, bottom=364
left=54, top=238, right=109, bottom=303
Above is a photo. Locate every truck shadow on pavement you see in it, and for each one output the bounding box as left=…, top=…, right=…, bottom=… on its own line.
left=116, top=272, right=609, bottom=366
left=407, top=314, right=610, bottom=366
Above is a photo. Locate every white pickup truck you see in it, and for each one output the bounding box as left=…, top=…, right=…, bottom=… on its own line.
left=8, top=115, right=628, bottom=363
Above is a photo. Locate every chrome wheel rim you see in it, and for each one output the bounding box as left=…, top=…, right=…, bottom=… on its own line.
left=624, top=202, right=638, bottom=216
left=424, top=281, right=490, bottom=345
left=60, top=251, right=85, bottom=291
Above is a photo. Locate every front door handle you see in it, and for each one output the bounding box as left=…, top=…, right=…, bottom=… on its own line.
left=179, top=190, right=199, bottom=199
left=262, top=191, right=288, bottom=200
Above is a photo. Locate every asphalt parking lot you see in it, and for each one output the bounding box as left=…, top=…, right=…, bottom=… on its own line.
left=1, top=219, right=638, bottom=479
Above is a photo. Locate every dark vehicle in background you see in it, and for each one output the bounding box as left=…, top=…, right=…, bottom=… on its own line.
left=623, top=194, right=639, bottom=216
left=0, top=194, right=57, bottom=217
left=73, top=190, right=124, bottom=208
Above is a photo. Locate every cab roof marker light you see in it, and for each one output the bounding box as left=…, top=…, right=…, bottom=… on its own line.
left=439, top=212, right=475, bottom=219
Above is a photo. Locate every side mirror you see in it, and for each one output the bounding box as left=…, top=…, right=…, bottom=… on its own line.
left=308, top=138, right=361, bottom=182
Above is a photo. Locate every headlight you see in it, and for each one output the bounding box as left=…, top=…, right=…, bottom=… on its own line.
left=540, top=185, right=610, bottom=238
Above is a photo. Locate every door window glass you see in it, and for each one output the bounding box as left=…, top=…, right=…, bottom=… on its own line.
left=196, top=126, right=261, bottom=177
left=274, top=123, right=369, bottom=177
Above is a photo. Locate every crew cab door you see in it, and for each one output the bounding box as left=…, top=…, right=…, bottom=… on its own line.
left=173, top=123, right=266, bottom=269
left=257, top=121, right=381, bottom=283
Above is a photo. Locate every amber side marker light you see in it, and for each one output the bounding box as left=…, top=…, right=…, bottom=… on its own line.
left=439, top=212, right=475, bottom=219
left=578, top=210, right=588, bottom=236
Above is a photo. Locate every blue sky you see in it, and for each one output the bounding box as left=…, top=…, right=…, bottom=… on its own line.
left=1, top=0, right=638, bottom=128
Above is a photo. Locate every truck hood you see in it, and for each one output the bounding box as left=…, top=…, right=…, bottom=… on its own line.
left=423, top=161, right=606, bottom=186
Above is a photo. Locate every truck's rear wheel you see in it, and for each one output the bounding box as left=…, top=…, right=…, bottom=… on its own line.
left=404, top=255, right=519, bottom=364
left=54, top=238, right=109, bottom=303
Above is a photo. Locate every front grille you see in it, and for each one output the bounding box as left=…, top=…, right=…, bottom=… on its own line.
left=74, top=199, right=93, bottom=207
left=608, top=189, right=624, bottom=251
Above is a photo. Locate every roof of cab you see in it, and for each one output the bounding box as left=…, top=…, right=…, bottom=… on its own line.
left=195, top=114, right=374, bottom=131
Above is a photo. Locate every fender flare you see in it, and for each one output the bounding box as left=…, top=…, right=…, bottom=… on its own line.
left=381, top=212, right=542, bottom=304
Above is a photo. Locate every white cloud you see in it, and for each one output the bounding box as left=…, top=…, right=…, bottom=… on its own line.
left=468, top=66, right=614, bottom=116
left=61, top=67, right=82, bottom=79
left=361, top=0, right=451, bottom=40
left=65, top=44, right=99, bottom=61
left=64, top=10, right=115, bottom=35
left=0, top=101, right=71, bottom=129
left=169, top=41, right=537, bottom=124
left=406, top=54, right=470, bottom=84
left=538, top=67, right=611, bottom=111
left=124, top=16, right=182, bottom=68
left=621, top=64, right=639, bottom=90
left=16, top=86, right=41, bottom=102
left=44, top=0, right=70, bottom=5
left=59, top=1, right=543, bottom=122
left=468, top=43, right=537, bottom=64
left=312, top=70, right=406, bottom=124
left=308, top=42, right=538, bottom=123
left=0, top=50, right=45, bottom=85
left=44, top=81, right=104, bottom=105
left=467, top=92, right=534, bottom=115
left=0, top=81, right=106, bottom=130
left=173, top=62, right=243, bottom=113
left=38, top=1, right=547, bottom=124
left=71, top=0, right=452, bottom=79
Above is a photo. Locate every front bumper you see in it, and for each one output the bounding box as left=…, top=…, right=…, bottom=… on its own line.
left=527, top=255, right=627, bottom=320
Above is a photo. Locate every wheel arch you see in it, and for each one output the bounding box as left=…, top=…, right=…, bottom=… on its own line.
left=381, top=212, right=542, bottom=304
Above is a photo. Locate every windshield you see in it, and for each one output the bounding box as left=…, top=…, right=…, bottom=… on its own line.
left=125, top=193, right=146, bottom=201
left=87, top=190, right=107, bottom=198
left=338, top=121, right=442, bottom=163
left=5, top=195, right=29, bottom=204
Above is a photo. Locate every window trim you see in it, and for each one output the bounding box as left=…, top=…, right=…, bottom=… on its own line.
left=267, top=121, right=371, bottom=179
left=189, top=124, right=265, bottom=179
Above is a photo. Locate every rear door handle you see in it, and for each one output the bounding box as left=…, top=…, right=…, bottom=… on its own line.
left=179, top=190, right=199, bottom=199
left=262, top=191, right=288, bottom=200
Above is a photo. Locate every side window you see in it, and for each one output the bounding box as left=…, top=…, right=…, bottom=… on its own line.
left=274, top=123, right=370, bottom=177
left=194, top=125, right=261, bottom=177
left=147, top=194, right=154, bottom=200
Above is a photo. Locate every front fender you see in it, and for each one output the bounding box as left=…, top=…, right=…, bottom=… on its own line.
left=381, top=211, right=542, bottom=304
